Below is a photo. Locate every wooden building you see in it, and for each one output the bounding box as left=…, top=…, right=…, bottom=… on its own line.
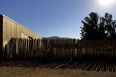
left=0, top=14, right=42, bottom=58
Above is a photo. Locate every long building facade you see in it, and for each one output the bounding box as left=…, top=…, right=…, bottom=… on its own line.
left=0, top=14, right=42, bottom=58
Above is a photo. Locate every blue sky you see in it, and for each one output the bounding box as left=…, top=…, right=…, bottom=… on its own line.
left=0, top=0, right=116, bottom=39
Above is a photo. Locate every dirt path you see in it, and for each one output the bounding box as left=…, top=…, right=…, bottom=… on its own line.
left=0, top=66, right=116, bottom=77
left=0, top=60, right=116, bottom=77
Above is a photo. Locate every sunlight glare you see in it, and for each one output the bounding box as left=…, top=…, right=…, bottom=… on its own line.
left=98, top=0, right=115, bottom=6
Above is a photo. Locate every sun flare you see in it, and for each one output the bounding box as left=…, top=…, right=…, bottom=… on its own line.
left=98, top=0, right=115, bottom=6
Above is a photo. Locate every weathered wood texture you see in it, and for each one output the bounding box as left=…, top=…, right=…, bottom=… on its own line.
left=3, top=38, right=116, bottom=59
left=0, top=14, right=42, bottom=59
left=78, top=40, right=116, bottom=56
left=2, top=14, right=42, bottom=48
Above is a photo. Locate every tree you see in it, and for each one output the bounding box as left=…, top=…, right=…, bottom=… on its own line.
left=103, top=13, right=116, bottom=40
left=80, top=12, right=116, bottom=40
left=80, top=12, right=106, bottom=40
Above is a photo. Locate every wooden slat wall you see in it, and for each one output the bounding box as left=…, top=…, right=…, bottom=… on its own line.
left=3, top=39, right=116, bottom=59
left=77, top=40, right=116, bottom=57
left=2, top=15, right=42, bottom=50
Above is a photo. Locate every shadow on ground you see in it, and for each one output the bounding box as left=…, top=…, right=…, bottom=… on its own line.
left=0, top=57, right=116, bottom=72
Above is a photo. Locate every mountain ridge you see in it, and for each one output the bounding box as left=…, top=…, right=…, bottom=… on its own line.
left=43, top=36, right=72, bottom=39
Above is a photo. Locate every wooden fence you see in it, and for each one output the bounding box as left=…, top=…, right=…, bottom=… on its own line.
left=78, top=40, right=116, bottom=56
left=2, top=38, right=116, bottom=60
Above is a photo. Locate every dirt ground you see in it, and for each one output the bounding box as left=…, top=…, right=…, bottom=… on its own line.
left=0, top=60, right=116, bottom=77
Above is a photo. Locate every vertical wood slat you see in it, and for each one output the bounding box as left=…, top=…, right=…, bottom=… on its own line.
left=12, top=38, right=16, bottom=59
left=6, top=40, right=10, bottom=59
left=24, top=39, right=26, bottom=58
left=3, top=38, right=116, bottom=59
